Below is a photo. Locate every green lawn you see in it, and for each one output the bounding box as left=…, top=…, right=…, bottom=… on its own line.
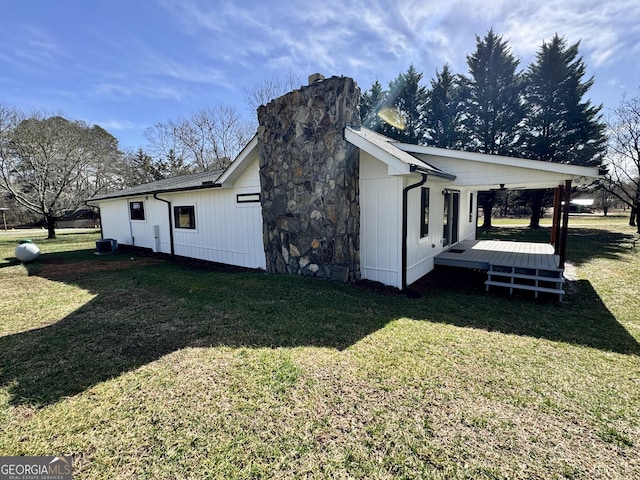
left=0, top=220, right=638, bottom=479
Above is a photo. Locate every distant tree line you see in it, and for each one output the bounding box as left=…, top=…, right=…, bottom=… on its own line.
left=131, top=73, right=302, bottom=183
left=360, top=30, right=608, bottom=228
left=0, top=68, right=304, bottom=236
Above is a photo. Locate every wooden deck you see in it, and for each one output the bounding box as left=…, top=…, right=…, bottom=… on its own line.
left=435, top=240, right=565, bottom=299
left=435, top=239, right=560, bottom=271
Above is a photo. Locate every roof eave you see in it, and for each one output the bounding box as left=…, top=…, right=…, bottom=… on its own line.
left=216, top=135, right=259, bottom=185
left=88, top=182, right=223, bottom=202
left=411, top=164, right=456, bottom=180
left=395, top=142, right=601, bottom=179
left=345, top=126, right=456, bottom=180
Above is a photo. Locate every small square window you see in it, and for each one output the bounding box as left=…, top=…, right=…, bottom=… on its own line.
left=420, top=188, right=430, bottom=238
left=129, top=201, right=145, bottom=221
left=174, top=206, right=196, bottom=229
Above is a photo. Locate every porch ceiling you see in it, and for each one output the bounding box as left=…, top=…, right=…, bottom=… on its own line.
left=412, top=156, right=596, bottom=190
left=396, top=144, right=600, bottom=190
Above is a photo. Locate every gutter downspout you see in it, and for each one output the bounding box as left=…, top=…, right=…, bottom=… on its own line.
left=401, top=169, right=428, bottom=290
left=153, top=193, right=175, bottom=256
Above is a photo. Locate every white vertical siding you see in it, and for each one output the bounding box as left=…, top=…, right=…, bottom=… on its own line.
left=359, top=153, right=403, bottom=289
left=232, top=158, right=261, bottom=188
left=99, top=200, right=131, bottom=243
left=95, top=158, right=266, bottom=270
left=458, top=189, right=478, bottom=242
left=132, top=198, right=170, bottom=251
left=405, top=186, right=476, bottom=285
left=405, top=180, right=445, bottom=285
left=167, top=187, right=265, bottom=269
left=98, top=196, right=170, bottom=252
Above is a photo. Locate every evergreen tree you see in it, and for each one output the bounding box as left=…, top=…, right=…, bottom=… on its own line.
left=381, top=65, right=427, bottom=144
left=361, top=66, right=427, bottom=144
left=523, top=34, right=607, bottom=227
left=462, top=29, right=526, bottom=228
left=360, top=80, right=387, bottom=132
left=133, top=148, right=164, bottom=184
left=121, top=148, right=193, bottom=187
left=423, top=64, right=464, bottom=148
left=463, top=29, right=525, bottom=155
left=158, top=149, right=192, bottom=178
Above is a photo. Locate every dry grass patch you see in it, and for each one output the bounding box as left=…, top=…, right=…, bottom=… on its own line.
left=0, top=276, right=95, bottom=336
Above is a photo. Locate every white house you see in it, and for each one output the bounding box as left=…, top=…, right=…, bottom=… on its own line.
left=89, top=75, right=600, bottom=291
left=93, top=138, right=265, bottom=271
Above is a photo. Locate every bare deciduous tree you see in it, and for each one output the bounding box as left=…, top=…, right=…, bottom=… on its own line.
left=603, top=93, right=640, bottom=232
left=244, top=72, right=301, bottom=119
left=0, top=103, right=23, bottom=155
left=0, top=109, right=122, bottom=238
left=145, top=106, right=254, bottom=171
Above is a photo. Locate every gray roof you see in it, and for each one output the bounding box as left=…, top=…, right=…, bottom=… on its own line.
left=90, top=169, right=225, bottom=201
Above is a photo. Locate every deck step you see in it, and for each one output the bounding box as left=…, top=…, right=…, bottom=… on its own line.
left=487, top=272, right=565, bottom=283
left=489, top=265, right=564, bottom=275
left=485, top=281, right=565, bottom=295
left=485, top=263, right=565, bottom=300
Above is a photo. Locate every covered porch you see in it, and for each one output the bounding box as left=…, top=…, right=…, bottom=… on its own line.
left=433, top=181, right=576, bottom=301
left=396, top=143, right=601, bottom=297
left=435, top=238, right=566, bottom=300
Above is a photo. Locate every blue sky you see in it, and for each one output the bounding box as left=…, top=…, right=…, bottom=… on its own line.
left=2, top=0, right=639, bottom=152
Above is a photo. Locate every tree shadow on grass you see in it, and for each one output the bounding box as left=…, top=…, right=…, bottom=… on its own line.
left=1, top=246, right=638, bottom=408
left=411, top=266, right=640, bottom=357
left=0, top=258, right=392, bottom=407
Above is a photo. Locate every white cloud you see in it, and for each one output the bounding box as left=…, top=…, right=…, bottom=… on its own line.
left=93, top=119, right=144, bottom=131
left=143, top=54, right=226, bottom=85
left=23, top=25, right=61, bottom=55
left=93, top=81, right=185, bottom=101
left=0, top=24, right=69, bottom=73
left=487, top=0, right=640, bottom=68
left=67, top=0, right=640, bottom=122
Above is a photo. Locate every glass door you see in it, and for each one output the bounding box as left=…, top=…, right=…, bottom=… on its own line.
left=443, top=190, right=460, bottom=247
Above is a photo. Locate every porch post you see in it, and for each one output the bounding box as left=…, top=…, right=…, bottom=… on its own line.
left=558, top=180, right=572, bottom=269
left=551, top=186, right=562, bottom=253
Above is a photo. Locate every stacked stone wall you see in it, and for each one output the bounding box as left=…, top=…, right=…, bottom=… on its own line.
left=256, top=76, right=361, bottom=282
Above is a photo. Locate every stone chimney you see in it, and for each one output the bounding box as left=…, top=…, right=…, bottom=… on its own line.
left=308, top=73, right=325, bottom=85
left=256, top=75, right=361, bottom=283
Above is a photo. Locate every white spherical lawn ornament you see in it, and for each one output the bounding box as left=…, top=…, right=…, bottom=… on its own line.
left=15, top=242, right=40, bottom=262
